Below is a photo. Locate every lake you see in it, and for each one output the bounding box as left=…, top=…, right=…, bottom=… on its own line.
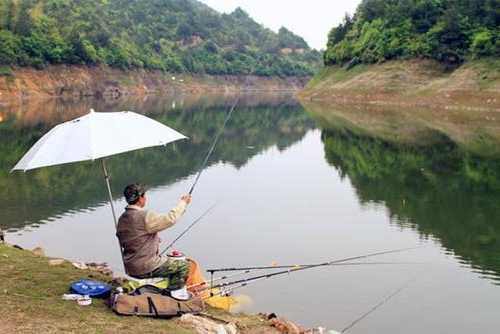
left=1, top=93, right=500, bottom=333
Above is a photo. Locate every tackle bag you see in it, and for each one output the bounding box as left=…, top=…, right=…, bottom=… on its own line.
left=110, top=285, right=205, bottom=317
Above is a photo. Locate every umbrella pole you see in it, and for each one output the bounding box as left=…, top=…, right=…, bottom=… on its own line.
left=101, top=159, right=128, bottom=275
left=101, top=159, right=118, bottom=228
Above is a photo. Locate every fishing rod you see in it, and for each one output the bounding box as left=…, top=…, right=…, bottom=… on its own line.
left=199, top=262, right=419, bottom=294
left=160, top=99, right=237, bottom=255
left=188, top=98, right=239, bottom=196
left=188, top=270, right=253, bottom=290
left=204, top=247, right=419, bottom=294
left=205, top=261, right=422, bottom=273
left=160, top=204, right=217, bottom=256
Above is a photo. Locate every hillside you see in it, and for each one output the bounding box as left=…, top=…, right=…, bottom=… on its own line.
left=0, top=0, right=321, bottom=76
left=324, top=0, right=498, bottom=66
left=301, top=0, right=499, bottom=107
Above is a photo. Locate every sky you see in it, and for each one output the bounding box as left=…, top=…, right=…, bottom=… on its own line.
left=198, top=0, right=362, bottom=50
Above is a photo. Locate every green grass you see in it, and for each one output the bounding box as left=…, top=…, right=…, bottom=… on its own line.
left=0, top=66, right=13, bottom=77
left=305, top=64, right=368, bottom=89
left=0, top=244, right=275, bottom=334
left=468, top=58, right=500, bottom=89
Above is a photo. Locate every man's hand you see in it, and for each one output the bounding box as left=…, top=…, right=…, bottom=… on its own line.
left=181, top=194, right=192, bottom=204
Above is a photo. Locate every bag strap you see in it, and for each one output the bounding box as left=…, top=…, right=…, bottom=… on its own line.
left=177, top=302, right=182, bottom=315
left=147, top=296, right=159, bottom=317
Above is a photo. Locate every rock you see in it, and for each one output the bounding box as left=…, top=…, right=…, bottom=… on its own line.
left=269, top=317, right=304, bottom=334
left=86, top=262, right=113, bottom=276
left=32, top=247, right=45, bottom=257
left=71, top=262, right=88, bottom=270
left=48, top=259, right=65, bottom=266
left=180, top=314, right=239, bottom=334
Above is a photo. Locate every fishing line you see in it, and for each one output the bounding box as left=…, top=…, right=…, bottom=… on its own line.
left=340, top=276, right=417, bottom=333
left=188, top=98, right=239, bottom=196
left=160, top=203, right=217, bottom=256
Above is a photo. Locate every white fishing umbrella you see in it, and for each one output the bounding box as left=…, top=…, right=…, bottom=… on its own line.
left=12, top=109, right=187, bottom=227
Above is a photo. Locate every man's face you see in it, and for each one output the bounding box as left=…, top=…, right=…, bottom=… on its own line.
left=137, top=193, right=147, bottom=208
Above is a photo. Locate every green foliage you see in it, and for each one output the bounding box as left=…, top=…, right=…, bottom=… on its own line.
left=0, top=65, right=13, bottom=76
left=325, top=0, right=500, bottom=66
left=0, top=30, right=21, bottom=64
left=470, top=29, right=499, bottom=58
left=0, top=0, right=321, bottom=76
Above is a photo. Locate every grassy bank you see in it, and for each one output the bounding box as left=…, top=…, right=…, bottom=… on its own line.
left=0, top=243, right=277, bottom=334
left=299, top=59, right=500, bottom=110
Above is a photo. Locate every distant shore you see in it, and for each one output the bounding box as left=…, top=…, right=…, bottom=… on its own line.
left=0, top=65, right=309, bottom=101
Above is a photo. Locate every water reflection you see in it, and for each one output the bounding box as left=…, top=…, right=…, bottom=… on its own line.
left=1, top=94, right=314, bottom=231
left=304, top=101, right=500, bottom=284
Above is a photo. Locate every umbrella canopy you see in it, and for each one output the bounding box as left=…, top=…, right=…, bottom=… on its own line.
left=12, top=109, right=187, bottom=171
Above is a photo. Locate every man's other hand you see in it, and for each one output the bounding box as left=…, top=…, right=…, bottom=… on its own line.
left=181, top=194, right=192, bottom=204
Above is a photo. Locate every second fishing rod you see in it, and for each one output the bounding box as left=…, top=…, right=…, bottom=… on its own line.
left=202, top=247, right=420, bottom=295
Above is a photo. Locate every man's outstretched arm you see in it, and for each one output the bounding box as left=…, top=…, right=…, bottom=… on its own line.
left=145, top=195, right=191, bottom=234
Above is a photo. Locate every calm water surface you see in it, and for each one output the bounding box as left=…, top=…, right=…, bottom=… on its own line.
left=1, top=94, right=500, bottom=333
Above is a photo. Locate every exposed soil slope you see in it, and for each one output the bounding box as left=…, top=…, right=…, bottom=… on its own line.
left=299, top=59, right=500, bottom=110
left=0, top=65, right=308, bottom=100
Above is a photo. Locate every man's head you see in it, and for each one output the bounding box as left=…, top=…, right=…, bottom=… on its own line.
left=124, top=183, right=147, bottom=207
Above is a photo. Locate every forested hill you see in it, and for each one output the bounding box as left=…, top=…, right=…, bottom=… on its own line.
left=0, top=0, right=321, bottom=76
left=324, top=0, right=499, bottom=66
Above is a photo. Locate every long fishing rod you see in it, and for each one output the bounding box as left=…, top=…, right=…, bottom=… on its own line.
left=160, top=204, right=217, bottom=256
left=198, top=262, right=419, bottom=293
left=205, top=247, right=419, bottom=293
left=188, top=98, right=239, bottom=196
left=206, top=261, right=422, bottom=273
left=160, top=99, right=237, bottom=255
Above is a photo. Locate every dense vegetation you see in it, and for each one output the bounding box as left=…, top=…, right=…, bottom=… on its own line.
left=0, top=0, right=321, bottom=76
left=324, top=0, right=499, bottom=66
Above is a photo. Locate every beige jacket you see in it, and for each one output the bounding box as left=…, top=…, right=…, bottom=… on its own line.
left=116, top=200, right=187, bottom=276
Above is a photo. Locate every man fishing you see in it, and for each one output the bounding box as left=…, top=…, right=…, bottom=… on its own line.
left=116, top=183, right=192, bottom=300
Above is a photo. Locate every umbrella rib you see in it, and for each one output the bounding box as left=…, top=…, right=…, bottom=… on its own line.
left=88, top=111, right=98, bottom=160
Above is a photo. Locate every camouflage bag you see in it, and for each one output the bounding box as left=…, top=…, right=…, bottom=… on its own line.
left=110, top=285, right=205, bottom=317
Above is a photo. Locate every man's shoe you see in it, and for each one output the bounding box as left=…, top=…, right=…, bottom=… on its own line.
left=170, top=286, right=191, bottom=301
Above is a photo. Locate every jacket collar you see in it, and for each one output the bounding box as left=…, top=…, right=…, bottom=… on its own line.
left=126, top=204, right=144, bottom=211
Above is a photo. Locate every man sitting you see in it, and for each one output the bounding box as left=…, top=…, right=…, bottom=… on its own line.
left=116, top=183, right=192, bottom=300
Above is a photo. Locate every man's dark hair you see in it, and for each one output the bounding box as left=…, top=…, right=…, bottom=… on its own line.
left=124, top=184, right=146, bottom=205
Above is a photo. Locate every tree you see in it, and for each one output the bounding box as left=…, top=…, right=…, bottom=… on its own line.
left=0, top=30, right=20, bottom=64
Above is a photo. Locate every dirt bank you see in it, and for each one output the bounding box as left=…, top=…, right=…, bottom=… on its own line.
left=299, top=59, right=500, bottom=110
left=0, top=65, right=309, bottom=100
